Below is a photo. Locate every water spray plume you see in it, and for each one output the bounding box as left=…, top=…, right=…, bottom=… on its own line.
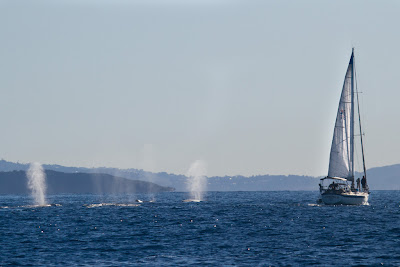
left=26, top=162, right=47, bottom=206
left=186, top=160, right=207, bottom=201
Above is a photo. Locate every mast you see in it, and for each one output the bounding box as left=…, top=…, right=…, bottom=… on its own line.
left=354, top=50, right=367, bottom=180
left=350, top=48, right=355, bottom=181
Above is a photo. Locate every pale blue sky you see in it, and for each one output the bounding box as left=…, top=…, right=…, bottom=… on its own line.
left=0, top=0, right=399, bottom=176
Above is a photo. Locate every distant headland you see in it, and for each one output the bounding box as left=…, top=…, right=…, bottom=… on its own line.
left=0, top=169, right=174, bottom=194
left=0, top=159, right=399, bottom=192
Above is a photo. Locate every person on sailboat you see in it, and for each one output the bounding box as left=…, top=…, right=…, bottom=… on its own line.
left=329, top=181, right=338, bottom=191
left=361, top=176, right=367, bottom=191
left=356, top=178, right=361, bottom=191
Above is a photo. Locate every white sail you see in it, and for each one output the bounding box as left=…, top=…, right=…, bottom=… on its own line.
left=327, top=53, right=354, bottom=180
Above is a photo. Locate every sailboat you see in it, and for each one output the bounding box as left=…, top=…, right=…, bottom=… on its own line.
left=319, top=48, right=369, bottom=205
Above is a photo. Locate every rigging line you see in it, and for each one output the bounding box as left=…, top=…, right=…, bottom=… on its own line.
left=360, top=83, right=366, bottom=137
left=354, top=141, right=361, bottom=174
left=354, top=53, right=367, bottom=179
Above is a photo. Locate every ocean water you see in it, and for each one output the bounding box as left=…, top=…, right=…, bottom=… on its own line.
left=0, top=191, right=399, bottom=266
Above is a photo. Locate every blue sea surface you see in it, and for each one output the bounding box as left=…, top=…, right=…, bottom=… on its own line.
left=1, top=191, right=399, bottom=266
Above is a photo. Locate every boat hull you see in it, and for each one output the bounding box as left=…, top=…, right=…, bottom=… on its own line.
left=320, top=192, right=369, bottom=205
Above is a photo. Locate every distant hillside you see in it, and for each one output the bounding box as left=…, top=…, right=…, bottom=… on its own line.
left=366, top=164, right=400, bottom=190
left=0, top=159, right=185, bottom=189
left=0, top=160, right=319, bottom=191
left=0, top=170, right=174, bottom=194
left=0, top=160, right=398, bottom=191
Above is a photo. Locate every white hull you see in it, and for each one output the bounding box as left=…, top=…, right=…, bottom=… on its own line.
left=320, top=192, right=369, bottom=205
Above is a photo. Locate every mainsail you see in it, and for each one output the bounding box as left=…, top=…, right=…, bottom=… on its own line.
left=327, top=52, right=354, bottom=180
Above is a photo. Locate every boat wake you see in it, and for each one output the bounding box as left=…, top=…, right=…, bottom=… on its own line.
left=308, top=202, right=369, bottom=207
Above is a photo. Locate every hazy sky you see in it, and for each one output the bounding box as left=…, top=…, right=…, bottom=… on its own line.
left=1, top=0, right=399, bottom=177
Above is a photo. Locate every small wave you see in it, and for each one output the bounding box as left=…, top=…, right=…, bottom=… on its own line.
left=183, top=199, right=203, bottom=203
left=135, top=199, right=155, bottom=203
left=85, top=203, right=140, bottom=208
left=0, top=204, right=61, bottom=209
left=116, top=203, right=141, bottom=207
left=21, top=204, right=61, bottom=208
left=308, top=203, right=322, bottom=207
